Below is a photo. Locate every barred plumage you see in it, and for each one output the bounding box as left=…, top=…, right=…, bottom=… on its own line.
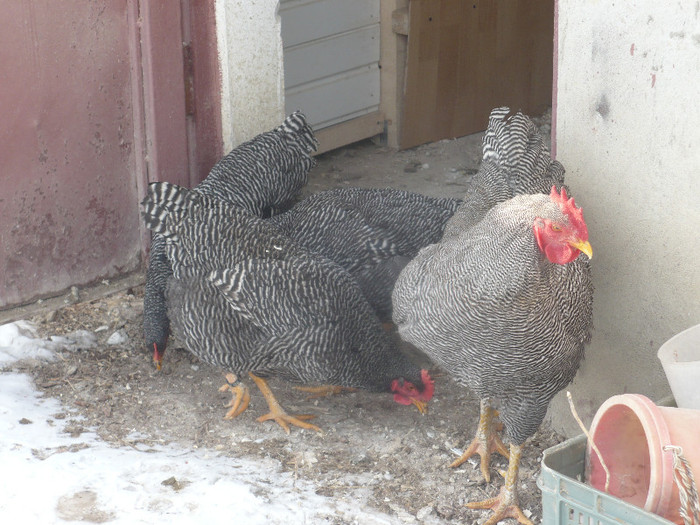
left=393, top=107, right=592, bottom=443
left=140, top=182, right=432, bottom=418
left=394, top=193, right=593, bottom=442
left=269, top=187, right=461, bottom=321
left=441, top=106, right=565, bottom=240
left=196, top=110, right=318, bottom=217
left=143, top=112, right=318, bottom=362
left=392, top=107, right=593, bottom=522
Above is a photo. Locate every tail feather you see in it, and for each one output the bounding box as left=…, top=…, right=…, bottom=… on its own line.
left=441, top=107, right=563, bottom=239
left=141, top=182, right=194, bottom=237
left=277, top=111, right=319, bottom=155
left=481, top=107, right=564, bottom=195
left=141, top=182, right=209, bottom=244
left=142, top=182, right=228, bottom=276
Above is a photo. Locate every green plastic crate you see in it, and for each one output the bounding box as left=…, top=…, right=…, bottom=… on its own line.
left=537, top=434, right=675, bottom=525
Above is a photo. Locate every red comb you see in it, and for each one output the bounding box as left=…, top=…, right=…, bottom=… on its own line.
left=549, top=186, right=588, bottom=240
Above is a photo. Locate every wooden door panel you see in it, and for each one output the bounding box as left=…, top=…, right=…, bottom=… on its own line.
left=400, top=0, right=553, bottom=149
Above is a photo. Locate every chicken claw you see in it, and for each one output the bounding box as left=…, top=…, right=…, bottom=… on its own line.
left=466, top=443, right=533, bottom=525
left=451, top=399, right=509, bottom=482
left=219, top=373, right=251, bottom=419
left=249, top=373, right=322, bottom=434
left=256, top=411, right=319, bottom=434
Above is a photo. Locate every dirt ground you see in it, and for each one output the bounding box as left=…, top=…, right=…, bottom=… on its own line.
left=9, top=110, right=563, bottom=524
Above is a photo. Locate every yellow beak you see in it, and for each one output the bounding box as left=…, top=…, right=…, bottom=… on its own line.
left=411, top=398, right=428, bottom=415
left=570, top=239, right=593, bottom=259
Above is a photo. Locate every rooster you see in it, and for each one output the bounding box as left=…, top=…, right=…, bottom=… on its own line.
left=392, top=107, right=593, bottom=524
left=141, top=182, right=434, bottom=433
left=144, top=112, right=318, bottom=371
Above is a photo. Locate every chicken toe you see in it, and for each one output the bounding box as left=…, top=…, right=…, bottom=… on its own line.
left=249, top=373, right=321, bottom=434
left=450, top=399, right=509, bottom=482
left=466, top=443, right=533, bottom=525
left=219, top=373, right=251, bottom=419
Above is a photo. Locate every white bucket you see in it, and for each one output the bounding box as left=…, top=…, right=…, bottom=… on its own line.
left=657, top=324, right=700, bottom=410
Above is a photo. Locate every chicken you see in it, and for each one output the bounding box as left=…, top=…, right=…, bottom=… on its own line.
left=144, top=112, right=318, bottom=370
left=195, top=111, right=317, bottom=218
left=141, top=182, right=434, bottom=433
left=268, top=187, right=461, bottom=321
left=392, top=107, right=593, bottom=525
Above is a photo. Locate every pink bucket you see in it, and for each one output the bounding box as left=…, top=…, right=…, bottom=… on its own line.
left=586, top=393, right=700, bottom=524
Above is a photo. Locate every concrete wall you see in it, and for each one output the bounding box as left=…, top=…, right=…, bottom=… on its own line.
left=215, top=0, right=285, bottom=151
left=549, top=0, right=700, bottom=436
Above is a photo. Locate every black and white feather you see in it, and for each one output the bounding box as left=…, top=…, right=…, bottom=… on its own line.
left=441, top=106, right=565, bottom=240
left=392, top=107, right=593, bottom=445
left=269, top=187, right=461, bottom=321
left=141, top=182, right=426, bottom=393
left=144, top=112, right=317, bottom=358
left=196, top=111, right=318, bottom=217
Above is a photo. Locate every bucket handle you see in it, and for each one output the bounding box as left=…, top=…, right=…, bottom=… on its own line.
left=664, top=445, right=700, bottom=525
left=567, top=391, right=611, bottom=492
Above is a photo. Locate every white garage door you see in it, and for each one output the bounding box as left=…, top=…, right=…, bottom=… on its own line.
left=280, top=0, right=381, bottom=133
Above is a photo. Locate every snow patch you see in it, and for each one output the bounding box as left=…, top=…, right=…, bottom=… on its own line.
left=0, top=321, right=56, bottom=364
left=0, top=321, right=401, bottom=524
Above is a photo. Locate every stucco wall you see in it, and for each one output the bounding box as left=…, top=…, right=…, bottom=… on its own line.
left=216, top=0, right=285, bottom=151
left=549, top=0, right=700, bottom=436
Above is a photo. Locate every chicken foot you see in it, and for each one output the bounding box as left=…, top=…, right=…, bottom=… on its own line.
left=451, top=399, right=509, bottom=482
left=219, top=373, right=251, bottom=419
left=294, top=385, right=358, bottom=400
left=249, top=373, right=322, bottom=434
left=466, top=443, right=533, bottom=525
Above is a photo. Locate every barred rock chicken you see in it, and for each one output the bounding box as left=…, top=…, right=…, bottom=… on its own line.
left=392, top=108, right=593, bottom=525
left=144, top=112, right=318, bottom=370
left=268, top=187, right=461, bottom=321
left=141, top=182, right=434, bottom=433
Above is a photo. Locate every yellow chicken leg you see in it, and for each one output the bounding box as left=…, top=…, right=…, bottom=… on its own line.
left=294, top=385, right=357, bottom=400
left=451, top=399, right=509, bottom=482
left=218, top=373, right=251, bottom=419
left=249, top=373, right=322, bottom=434
left=466, top=443, right=533, bottom=525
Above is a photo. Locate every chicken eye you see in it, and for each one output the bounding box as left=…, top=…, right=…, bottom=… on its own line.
left=551, top=224, right=562, bottom=232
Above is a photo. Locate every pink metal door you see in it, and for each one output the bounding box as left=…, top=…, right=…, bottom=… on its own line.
left=1, top=0, right=144, bottom=308
left=0, top=0, right=221, bottom=309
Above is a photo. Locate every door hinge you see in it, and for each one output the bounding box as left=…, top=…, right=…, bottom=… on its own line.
left=183, top=42, right=195, bottom=116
